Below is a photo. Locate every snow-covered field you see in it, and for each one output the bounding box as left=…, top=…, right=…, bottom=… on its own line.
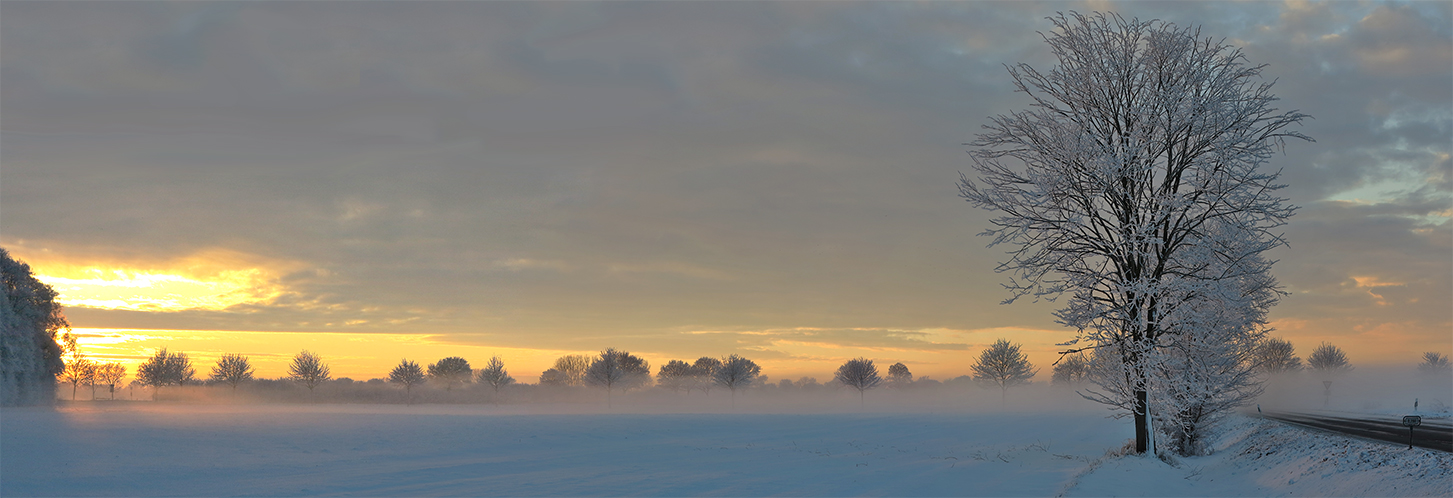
left=3, top=401, right=1448, bottom=497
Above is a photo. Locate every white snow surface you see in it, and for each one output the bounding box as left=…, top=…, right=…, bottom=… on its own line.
left=2, top=403, right=1448, bottom=497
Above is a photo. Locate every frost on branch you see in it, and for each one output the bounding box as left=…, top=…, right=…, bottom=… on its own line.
left=0, top=248, right=67, bottom=406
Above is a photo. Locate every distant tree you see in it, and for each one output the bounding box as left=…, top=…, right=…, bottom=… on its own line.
left=1051, top=352, right=1090, bottom=387
left=552, top=355, right=591, bottom=387
left=136, top=348, right=194, bottom=398
left=1418, top=352, right=1451, bottom=376
left=538, top=368, right=570, bottom=387
left=58, top=333, right=94, bottom=401
left=656, top=360, right=695, bottom=393
left=887, top=362, right=913, bottom=387
left=1, top=248, right=69, bottom=407
left=713, top=355, right=761, bottom=407
left=288, top=350, right=332, bottom=396
left=796, top=377, right=821, bottom=389
left=834, top=358, right=882, bottom=405
left=94, top=363, right=126, bottom=400
left=427, top=357, right=472, bottom=391
left=584, top=348, right=650, bottom=407
left=692, top=356, right=723, bottom=395
left=476, top=356, right=515, bottom=392
left=1307, top=342, right=1352, bottom=378
left=971, top=339, right=1038, bottom=401
left=388, top=359, right=426, bottom=404
left=1253, top=338, right=1301, bottom=374
left=210, top=354, right=255, bottom=392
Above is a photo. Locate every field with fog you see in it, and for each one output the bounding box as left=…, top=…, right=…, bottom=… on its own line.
left=6, top=372, right=1450, bottom=497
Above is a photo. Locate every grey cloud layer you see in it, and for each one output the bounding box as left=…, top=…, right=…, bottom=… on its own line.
left=2, top=1, right=1447, bottom=357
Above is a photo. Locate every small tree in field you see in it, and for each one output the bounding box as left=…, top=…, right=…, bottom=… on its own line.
left=58, top=332, right=95, bottom=400
left=288, top=350, right=331, bottom=397
left=585, top=348, right=650, bottom=407
left=656, top=360, right=695, bottom=393
left=971, top=339, right=1038, bottom=402
left=957, top=12, right=1308, bottom=452
left=539, top=368, right=570, bottom=386
left=713, top=355, right=761, bottom=407
left=94, top=363, right=126, bottom=400
left=887, top=362, right=913, bottom=387
left=136, top=348, right=194, bottom=397
left=1307, top=343, right=1351, bottom=377
left=835, top=358, right=882, bottom=405
left=552, top=355, right=591, bottom=387
left=427, top=357, right=472, bottom=391
left=476, top=356, right=515, bottom=393
left=692, top=357, right=722, bottom=395
left=1418, top=352, right=1450, bottom=376
left=210, top=354, right=255, bottom=392
left=389, top=359, right=425, bottom=404
left=1052, top=353, right=1090, bottom=387
left=1253, top=338, right=1301, bottom=375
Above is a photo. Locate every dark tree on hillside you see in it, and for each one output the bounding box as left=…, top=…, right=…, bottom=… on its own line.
left=427, top=357, right=472, bottom=391
left=971, top=339, right=1038, bottom=401
left=389, top=359, right=426, bottom=404
left=476, top=356, right=515, bottom=393
left=0, top=248, right=68, bottom=407
left=210, top=354, right=255, bottom=392
left=712, top=355, right=761, bottom=407
left=887, top=362, right=913, bottom=387
left=288, top=350, right=331, bottom=397
left=834, top=358, right=882, bottom=405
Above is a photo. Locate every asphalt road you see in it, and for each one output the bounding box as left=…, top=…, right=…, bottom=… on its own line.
left=1262, top=411, right=1453, bottom=452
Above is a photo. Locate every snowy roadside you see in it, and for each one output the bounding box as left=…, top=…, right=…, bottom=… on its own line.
left=1063, top=415, right=1453, bottom=497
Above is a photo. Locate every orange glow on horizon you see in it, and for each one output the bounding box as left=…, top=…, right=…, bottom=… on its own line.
left=20, top=248, right=302, bottom=312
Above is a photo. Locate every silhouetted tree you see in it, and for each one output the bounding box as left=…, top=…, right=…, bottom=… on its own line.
left=1253, top=337, right=1301, bottom=374
left=656, top=360, right=695, bottom=393
left=58, top=333, right=94, bottom=401
left=713, top=355, right=761, bottom=407
left=1052, top=352, right=1090, bottom=387
left=136, top=347, right=194, bottom=396
left=887, top=362, right=913, bottom=388
left=538, top=368, right=570, bottom=386
left=1, top=248, right=68, bottom=407
left=552, top=355, right=591, bottom=387
left=835, top=358, right=882, bottom=405
left=971, top=339, right=1038, bottom=401
left=428, top=357, right=472, bottom=391
left=585, top=348, right=650, bottom=407
left=1307, top=342, right=1351, bottom=377
left=389, top=359, right=425, bottom=404
left=210, top=354, right=255, bottom=392
left=94, top=363, right=126, bottom=400
left=1418, top=352, right=1450, bottom=376
left=692, top=356, right=722, bottom=395
left=288, top=350, right=331, bottom=396
left=476, top=356, right=515, bottom=392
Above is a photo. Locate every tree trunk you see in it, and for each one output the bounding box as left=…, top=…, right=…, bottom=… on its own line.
left=1134, top=389, right=1149, bottom=454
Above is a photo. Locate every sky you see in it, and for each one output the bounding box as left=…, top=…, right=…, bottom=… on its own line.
left=2, top=0, right=1448, bottom=383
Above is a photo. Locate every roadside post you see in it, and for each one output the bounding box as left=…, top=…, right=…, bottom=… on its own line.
left=1402, top=415, right=1422, bottom=450
left=1322, top=381, right=1332, bottom=407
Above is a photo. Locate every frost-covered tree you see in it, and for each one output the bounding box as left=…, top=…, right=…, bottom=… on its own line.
left=958, top=12, right=1308, bottom=453
left=552, top=355, right=591, bottom=387
left=476, top=356, right=515, bottom=392
left=835, top=358, right=882, bottom=405
left=1052, top=352, right=1090, bottom=387
left=887, top=362, right=913, bottom=387
left=427, top=357, right=472, bottom=391
left=1307, top=342, right=1351, bottom=378
left=585, top=348, right=650, bottom=407
left=538, top=368, right=570, bottom=387
left=1417, top=352, right=1450, bottom=377
left=389, top=359, right=425, bottom=403
left=288, top=350, right=331, bottom=396
left=94, top=363, right=126, bottom=400
left=1253, top=337, right=1301, bottom=374
left=1, top=248, right=68, bottom=406
left=210, top=354, right=255, bottom=392
left=691, top=357, right=722, bottom=395
left=971, top=339, right=1038, bottom=401
left=713, top=355, right=761, bottom=406
left=656, top=359, right=695, bottom=393
left=136, top=348, right=194, bottom=396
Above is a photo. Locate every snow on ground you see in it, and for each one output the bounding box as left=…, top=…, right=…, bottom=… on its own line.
left=2, top=402, right=1448, bottom=497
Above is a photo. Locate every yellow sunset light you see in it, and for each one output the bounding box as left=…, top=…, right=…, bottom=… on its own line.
left=22, top=248, right=297, bottom=312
